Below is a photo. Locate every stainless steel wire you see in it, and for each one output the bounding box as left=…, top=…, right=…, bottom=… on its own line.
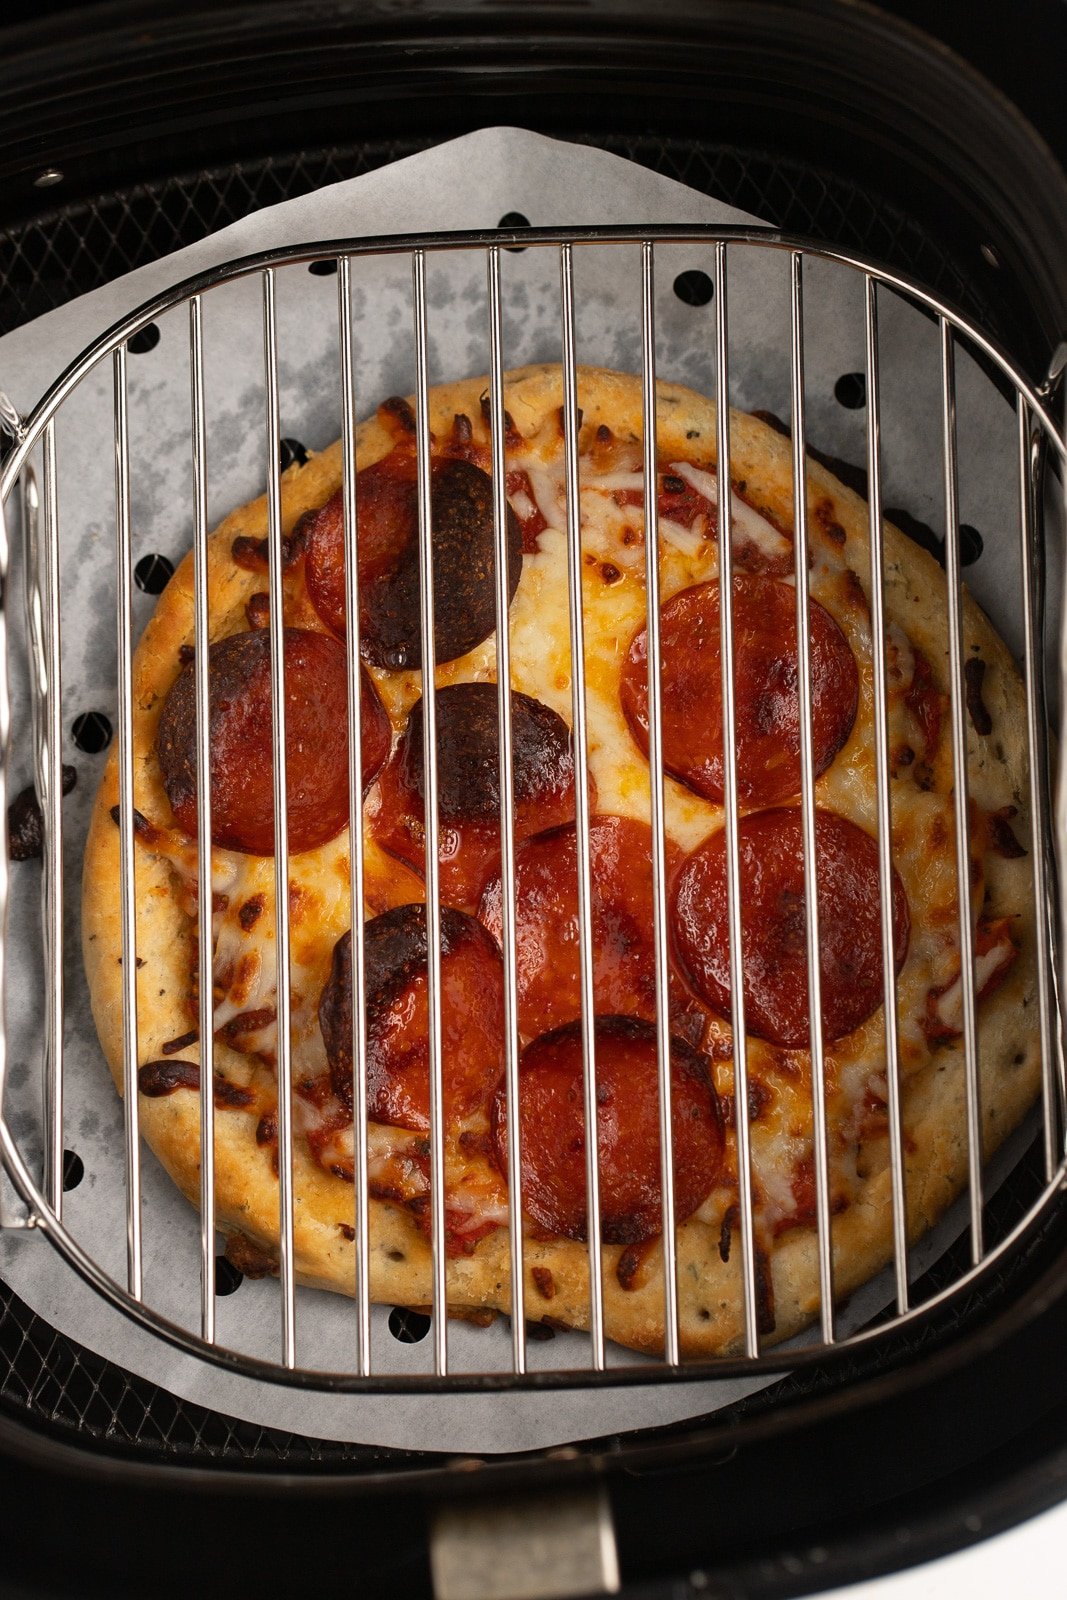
left=40, top=423, right=64, bottom=1220
left=789, top=252, right=835, bottom=1342
left=189, top=294, right=217, bottom=1345
left=486, top=245, right=527, bottom=1373
left=338, top=253, right=373, bottom=1375
left=1017, top=396, right=1062, bottom=1181
left=16, top=435, right=65, bottom=1223
left=261, top=267, right=298, bottom=1365
left=0, top=486, right=14, bottom=1230
left=113, top=343, right=143, bottom=1301
left=864, top=276, right=910, bottom=1314
left=940, top=320, right=985, bottom=1265
left=411, top=248, right=450, bottom=1376
left=639, top=241, right=680, bottom=1366
left=713, top=240, right=761, bottom=1358
left=9, top=464, right=38, bottom=1227
left=1, top=225, right=1064, bottom=1393
left=559, top=242, right=607, bottom=1370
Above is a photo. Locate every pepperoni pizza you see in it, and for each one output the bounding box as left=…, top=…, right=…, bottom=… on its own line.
left=82, top=365, right=1040, bottom=1358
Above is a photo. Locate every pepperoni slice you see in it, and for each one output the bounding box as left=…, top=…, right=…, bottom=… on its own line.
left=370, top=682, right=586, bottom=910
left=303, top=448, right=523, bottom=669
left=671, top=808, right=910, bottom=1048
left=490, top=1016, right=723, bottom=1245
left=320, top=904, right=505, bottom=1133
left=620, top=576, right=858, bottom=808
left=157, top=627, right=390, bottom=856
left=479, top=815, right=699, bottom=1040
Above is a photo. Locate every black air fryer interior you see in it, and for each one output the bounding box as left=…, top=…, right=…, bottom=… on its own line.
left=2, top=3, right=1067, bottom=1596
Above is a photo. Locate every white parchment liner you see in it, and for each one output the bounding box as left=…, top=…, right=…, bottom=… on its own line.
left=0, top=129, right=1054, bottom=1453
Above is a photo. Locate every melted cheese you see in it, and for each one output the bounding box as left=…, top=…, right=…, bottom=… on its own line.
left=139, top=431, right=1003, bottom=1249
left=932, top=931, right=1016, bottom=1033
left=668, top=459, right=793, bottom=569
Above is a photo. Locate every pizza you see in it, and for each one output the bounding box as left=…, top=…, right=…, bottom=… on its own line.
left=81, top=364, right=1041, bottom=1359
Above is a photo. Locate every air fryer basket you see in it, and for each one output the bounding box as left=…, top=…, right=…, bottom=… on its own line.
left=2, top=3, right=1067, bottom=1596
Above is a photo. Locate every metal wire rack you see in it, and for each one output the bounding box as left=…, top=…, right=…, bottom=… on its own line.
left=1, top=224, right=1065, bottom=1395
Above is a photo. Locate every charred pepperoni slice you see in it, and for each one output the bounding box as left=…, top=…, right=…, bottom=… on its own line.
left=671, top=808, right=910, bottom=1048
left=157, top=628, right=390, bottom=856
left=620, top=576, right=858, bottom=808
left=304, top=449, right=523, bottom=669
left=479, top=815, right=698, bottom=1039
left=490, top=1016, right=723, bottom=1245
left=370, top=682, right=586, bottom=910
left=320, top=904, right=504, bottom=1133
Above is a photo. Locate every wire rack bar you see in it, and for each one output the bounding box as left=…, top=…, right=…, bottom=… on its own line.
left=5, top=227, right=1066, bottom=508
left=864, top=276, right=910, bottom=1314
left=713, top=240, right=761, bottom=1358
left=559, top=242, right=606, bottom=1370
left=338, top=253, right=373, bottom=1376
left=0, top=484, right=15, bottom=1229
left=639, top=241, right=680, bottom=1366
left=113, top=344, right=143, bottom=1301
left=189, top=295, right=217, bottom=1345
left=39, top=423, right=65, bottom=1220
left=412, top=248, right=450, bottom=1377
left=940, top=319, right=985, bottom=1265
left=486, top=245, right=527, bottom=1373
left=1016, top=396, right=1063, bottom=1178
left=13, top=459, right=49, bottom=1233
left=261, top=268, right=298, bottom=1366
left=789, top=253, right=835, bottom=1341
left=1058, top=386, right=1067, bottom=1112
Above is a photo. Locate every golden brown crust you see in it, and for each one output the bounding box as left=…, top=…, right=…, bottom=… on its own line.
left=82, top=364, right=1040, bottom=1358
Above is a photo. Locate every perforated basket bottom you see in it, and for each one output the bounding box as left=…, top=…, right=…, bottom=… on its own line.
left=0, top=133, right=984, bottom=338
left=0, top=132, right=1035, bottom=1467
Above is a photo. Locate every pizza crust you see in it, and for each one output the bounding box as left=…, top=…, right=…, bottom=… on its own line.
left=82, top=365, right=1041, bottom=1359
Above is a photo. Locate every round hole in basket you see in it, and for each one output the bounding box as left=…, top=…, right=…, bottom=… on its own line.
left=127, top=322, right=161, bottom=355
left=61, top=1150, right=84, bottom=1192
left=215, top=1258, right=243, bottom=1296
left=71, top=711, right=113, bottom=754
left=673, top=269, right=714, bottom=306
left=960, top=524, right=984, bottom=565
left=834, top=371, right=867, bottom=409
left=280, top=437, right=309, bottom=472
left=388, top=1306, right=431, bottom=1343
left=134, top=552, right=174, bottom=595
left=308, top=257, right=339, bottom=276
left=497, top=211, right=531, bottom=251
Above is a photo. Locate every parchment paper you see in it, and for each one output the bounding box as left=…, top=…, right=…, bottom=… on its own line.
left=0, top=129, right=1052, bottom=1454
